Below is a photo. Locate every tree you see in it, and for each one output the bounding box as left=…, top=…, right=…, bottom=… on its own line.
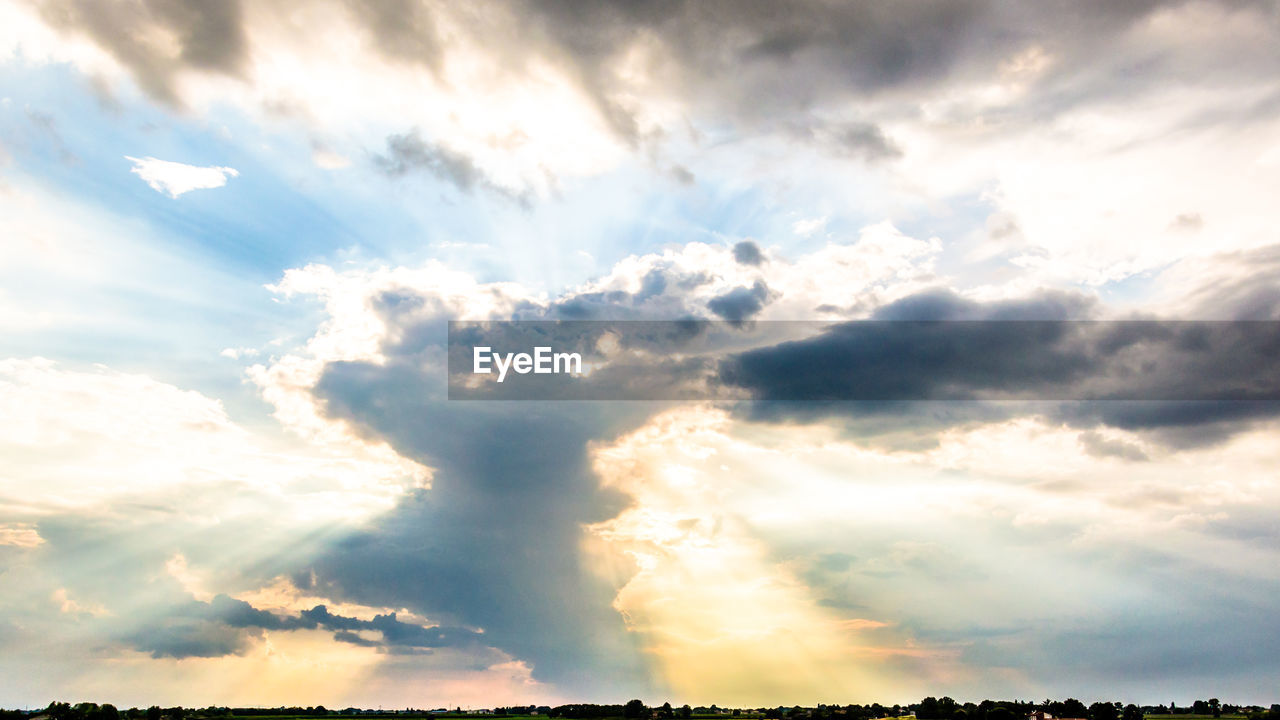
left=1062, top=701, right=1088, bottom=719
left=1123, top=705, right=1141, bottom=720
left=625, top=701, right=650, bottom=720
left=1090, top=703, right=1118, bottom=720
left=1209, top=700, right=1220, bottom=719
left=681, top=707, right=692, bottom=720
left=146, top=707, right=161, bottom=720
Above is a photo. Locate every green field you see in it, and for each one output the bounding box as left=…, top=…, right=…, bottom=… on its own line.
left=169, top=714, right=1263, bottom=720
left=1144, top=716, right=1248, bottom=720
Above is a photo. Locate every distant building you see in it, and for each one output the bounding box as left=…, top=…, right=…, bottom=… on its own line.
left=1028, top=712, right=1054, bottom=720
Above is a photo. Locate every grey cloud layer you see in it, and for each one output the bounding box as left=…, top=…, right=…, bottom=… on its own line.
left=37, top=0, right=248, bottom=105
left=36, top=0, right=1280, bottom=194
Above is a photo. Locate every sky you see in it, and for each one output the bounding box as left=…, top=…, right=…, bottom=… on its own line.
left=3, top=0, right=1280, bottom=710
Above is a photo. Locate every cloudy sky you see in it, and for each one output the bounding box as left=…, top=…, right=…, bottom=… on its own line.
left=4, top=0, right=1280, bottom=710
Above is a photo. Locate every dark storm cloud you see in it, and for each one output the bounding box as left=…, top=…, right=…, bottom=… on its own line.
left=36, top=0, right=247, bottom=105
left=724, top=290, right=1280, bottom=400
left=306, top=364, right=659, bottom=694
left=1053, top=400, right=1280, bottom=450
left=732, top=240, right=764, bottom=266
left=535, top=267, right=712, bottom=321
left=871, top=287, right=1098, bottom=321
left=302, top=604, right=486, bottom=651
left=127, top=593, right=485, bottom=659
left=719, top=322, right=1102, bottom=401
left=210, top=593, right=310, bottom=631
left=277, top=285, right=671, bottom=692
left=373, top=130, right=536, bottom=204
left=719, top=289, right=1103, bottom=402
left=550, top=290, right=644, bottom=320
left=707, top=281, right=772, bottom=325
left=284, top=272, right=784, bottom=693
left=635, top=269, right=667, bottom=301
left=127, top=596, right=289, bottom=659
left=718, top=289, right=1280, bottom=448
left=375, top=132, right=480, bottom=191
left=130, top=616, right=251, bottom=659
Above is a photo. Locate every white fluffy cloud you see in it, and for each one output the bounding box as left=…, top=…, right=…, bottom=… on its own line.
left=0, top=357, right=426, bottom=523
left=125, top=156, right=239, bottom=198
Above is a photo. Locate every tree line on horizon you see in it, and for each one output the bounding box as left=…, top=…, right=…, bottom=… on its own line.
left=912, top=698, right=1274, bottom=720
left=2, top=699, right=1278, bottom=720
